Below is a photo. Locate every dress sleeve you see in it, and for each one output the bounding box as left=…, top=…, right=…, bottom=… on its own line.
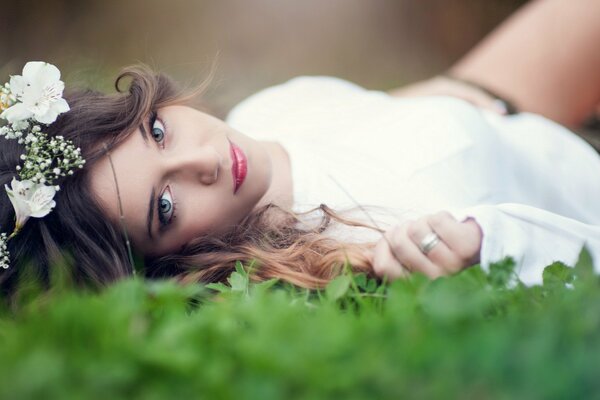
left=449, top=203, right=600, bottom=285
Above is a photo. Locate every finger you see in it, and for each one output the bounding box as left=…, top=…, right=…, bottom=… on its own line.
left=385, top=223, right=443, bottom=279
left=405, top=218, right=463, bottom=274
left=427, top=212, right=482, bottom=264
left=371, top=236, right=411, bottom=280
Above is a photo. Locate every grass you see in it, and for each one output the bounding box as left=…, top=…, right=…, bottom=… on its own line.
left=0, top=248, right=598, bottom=399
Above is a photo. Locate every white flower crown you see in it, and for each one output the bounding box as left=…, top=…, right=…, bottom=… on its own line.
left=0, top=61, right=85, bottom=269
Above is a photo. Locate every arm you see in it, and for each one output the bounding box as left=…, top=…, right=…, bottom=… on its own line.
left=452, top=0, right=600, bottom=127
left=370, top=204, right=600, bottom=286
left=387, top=75, right=513, bottom=115
left=390, top=0, right=600, bottom=127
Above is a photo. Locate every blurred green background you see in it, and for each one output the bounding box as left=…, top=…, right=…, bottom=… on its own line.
left=0, top=0, right=527, bottom=118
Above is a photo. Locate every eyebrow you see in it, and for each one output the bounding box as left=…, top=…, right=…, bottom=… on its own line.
left=139, top=120, right=149, bottom=146
left=140, top=123, right=154, bottom=240
left=147, top=186, right=155, bottom=240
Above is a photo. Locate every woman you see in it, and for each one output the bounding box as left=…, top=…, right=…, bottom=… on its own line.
left=1, top=0, right=599, bottom=294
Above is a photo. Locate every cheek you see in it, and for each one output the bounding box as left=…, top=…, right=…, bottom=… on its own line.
left=180, top=191, right=249, bottom=240
left=176, top=193, right=227, bottom=239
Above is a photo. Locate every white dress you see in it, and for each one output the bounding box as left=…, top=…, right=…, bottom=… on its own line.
left=226, top=76, right=600, bottom=285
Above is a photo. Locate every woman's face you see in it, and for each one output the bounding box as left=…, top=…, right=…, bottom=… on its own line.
left=88, top=105, right=273, bottom=257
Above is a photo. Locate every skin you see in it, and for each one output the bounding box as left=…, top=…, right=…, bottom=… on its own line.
left=368, top=212, right=483, bottom=280
left=88, top=105, right=293, bottom=257
left=89, top=104, right=483, bottom=279
left=91, top=0, right=600, bottom=280
left=389, top=0, right=600, bottom=127
left=381, top=0, right=600, bottom=278
left=91, top=0, right=598, bottom=283
left=388, top=76, right=511, bottom=115
left=450, top=0, right=600, bottom=127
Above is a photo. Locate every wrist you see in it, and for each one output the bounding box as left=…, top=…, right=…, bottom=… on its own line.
left=441, top=73, right=519, bottom=115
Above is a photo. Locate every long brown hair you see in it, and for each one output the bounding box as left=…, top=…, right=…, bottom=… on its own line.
left=0, top=65, right=378, bottom=295
left=150, top=203, right=378, bottom=289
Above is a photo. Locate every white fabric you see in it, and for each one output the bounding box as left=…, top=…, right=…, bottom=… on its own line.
left=226, top=76, right=600, bottom=285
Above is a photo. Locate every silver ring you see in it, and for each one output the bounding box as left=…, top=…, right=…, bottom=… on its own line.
left=418, top=232, right=440, bottom=255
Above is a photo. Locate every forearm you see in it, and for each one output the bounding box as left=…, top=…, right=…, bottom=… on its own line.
left=451, top=0, right=600, bottom=126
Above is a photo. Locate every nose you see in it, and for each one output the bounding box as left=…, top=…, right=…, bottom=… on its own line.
left=166, top=145, right=222, bottom=185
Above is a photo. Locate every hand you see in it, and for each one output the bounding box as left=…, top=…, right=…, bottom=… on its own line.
left=388, top=76, right=509, bottom=115
left=368, top=211, right=483, bottom=280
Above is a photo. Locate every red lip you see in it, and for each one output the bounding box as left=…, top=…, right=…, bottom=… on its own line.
left=230, top=140, right=247, bottom=194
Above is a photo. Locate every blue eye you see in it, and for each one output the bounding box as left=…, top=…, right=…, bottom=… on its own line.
left=150, top=112, right=166, bottom=144
left=158, top=186, right=175, bottom=226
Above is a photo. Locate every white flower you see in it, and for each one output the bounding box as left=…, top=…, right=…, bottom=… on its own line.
left=0, top=62, right=69, bottom=124
left=0, top=232, right=9, bottom=269
left=12, top=119, right=29, bottom=131
left=4, top=178, right=56, bottom=232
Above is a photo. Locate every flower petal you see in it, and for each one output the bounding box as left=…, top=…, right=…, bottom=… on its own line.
left=28, top=184, right=56, bottom=218
left=22, top=62, right=45, bottom=80
left=0, top=103, right=32, bottom=123
left=51, top=97, right=69, bottom=114
left=35, top=108, right=59, bottom=124
left=14, top=179, right=34, bottom=194
left=29, top=199, right=56, bottom=218
left=31, top=184, right=56, bottom=203
left=5, top=181, right=33, bottom=229
left=23, top=62, right=61, bottom=87
left=9, top=75, right=26, bottom=96
left=22, top=84, right=44, bottom=106
left=44, top=80, right=65, bottom=102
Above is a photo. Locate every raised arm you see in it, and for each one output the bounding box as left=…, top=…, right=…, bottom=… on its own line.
left=451, top=0, right=600, bottom=127
left=390, top=0, right=600, bottom=127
